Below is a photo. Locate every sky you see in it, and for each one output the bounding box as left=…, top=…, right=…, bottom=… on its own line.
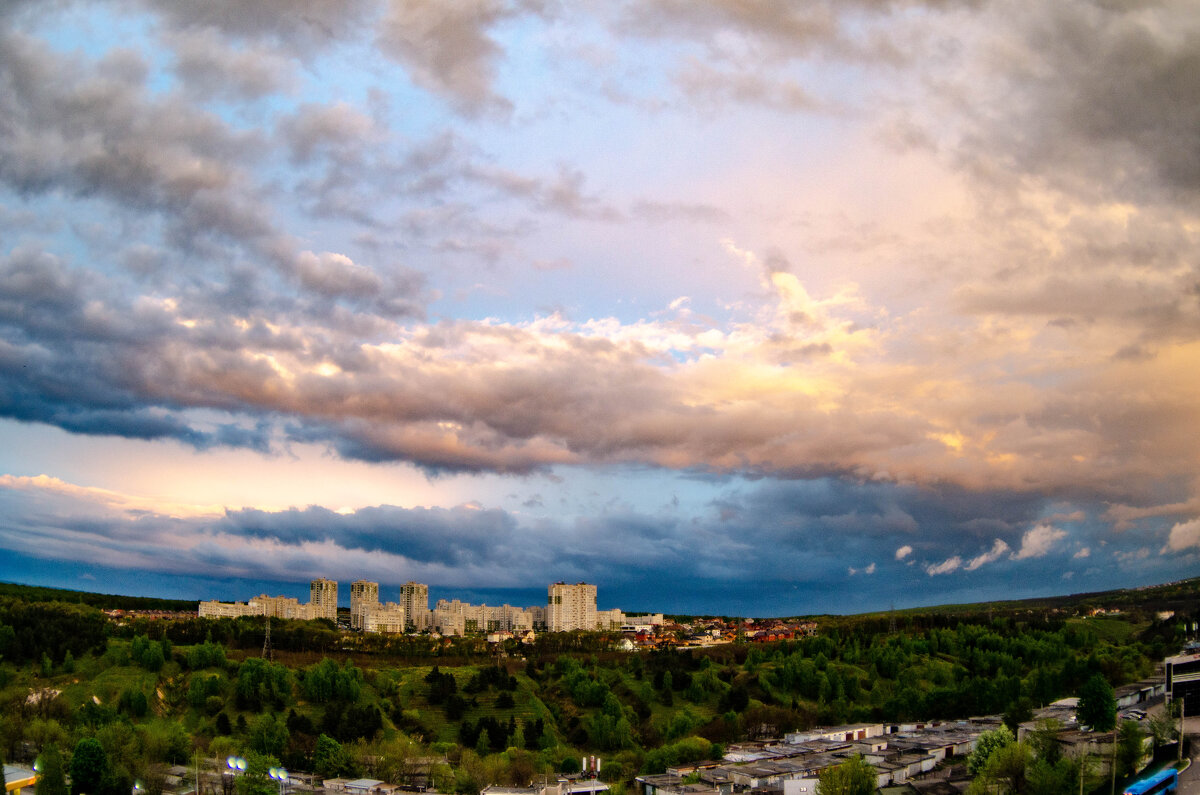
left=1, top=0, right=1198, bottom=617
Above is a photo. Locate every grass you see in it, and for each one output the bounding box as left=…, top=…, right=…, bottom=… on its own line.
left=1066, top=616, right=1146, bottom=643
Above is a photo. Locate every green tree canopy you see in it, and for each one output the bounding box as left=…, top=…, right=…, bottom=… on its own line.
left=816, top=755, right=875, bottom=795
left=235, top=752, right=281, bottom=795
left=967, top=725, right=1015, bottom=777
left=1077, top=675, right=1116, bottom=732
left=69, top=738, right=108, bottom=795
left=1116, top=720, right=1146, bottom=777
left=312, top=735, right=352, bottom=779
left=968, top=740, right=1032, bottom=795
left=248, top=714, right=289, bottom=758
left=35, top=745, right=68, bottom=795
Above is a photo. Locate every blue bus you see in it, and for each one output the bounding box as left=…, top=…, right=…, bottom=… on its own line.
left=1123, top=768, right=1179, bottom=795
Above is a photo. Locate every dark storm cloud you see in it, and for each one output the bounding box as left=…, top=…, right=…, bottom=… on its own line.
left=221, top=503, right=519, bottom=565
left=3, top=471, right=1187, bottom=615
left=989, top=1, right=1200, bottom=201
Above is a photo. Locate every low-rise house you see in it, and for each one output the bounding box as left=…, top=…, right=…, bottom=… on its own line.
left=635, top=774, right=722, bottom=795
left=784, top=724, right=885, bottom=744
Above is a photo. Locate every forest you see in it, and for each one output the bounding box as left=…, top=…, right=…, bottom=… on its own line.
left=1, top=578, right=1196, bottom=795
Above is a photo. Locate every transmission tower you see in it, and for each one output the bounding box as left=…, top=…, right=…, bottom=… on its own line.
left=889, top=603, right=897, bottom=634
left=262, top=614, right=273, bottom=660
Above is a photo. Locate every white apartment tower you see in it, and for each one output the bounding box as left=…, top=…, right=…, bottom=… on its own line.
left=548, top=581, right=597, bottom=632
left=400, top=581, right=430, bottom=630
left=349, top=580, right=380, bottom=630
left=309, top=578, right=338, bottom=622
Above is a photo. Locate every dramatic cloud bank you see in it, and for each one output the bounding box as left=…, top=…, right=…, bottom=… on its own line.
left=0, top=0, right=1197, bottom=613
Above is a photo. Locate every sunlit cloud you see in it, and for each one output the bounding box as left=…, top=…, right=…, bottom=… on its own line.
left=1164, top=519, right=1200, bottom=552
left=926, top=557, right=961, bottom=577
left=1013, top=523, right=1067, bottom=560
left=965, top=539, right=1010, bottom=572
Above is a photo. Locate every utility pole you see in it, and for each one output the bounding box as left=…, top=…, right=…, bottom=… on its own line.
left=1111, top=725, right=1117, bottom=795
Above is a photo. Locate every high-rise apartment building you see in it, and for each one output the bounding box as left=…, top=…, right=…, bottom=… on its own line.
left=548, top=581, right=597, bottom=632
left=309, top=578, right=338, bottom=622
left=350, top=580, right=379, bottom=630
left=400, top=581, right=429, bottom=630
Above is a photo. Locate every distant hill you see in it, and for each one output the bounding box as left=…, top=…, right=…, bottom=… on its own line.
left=0, top=580, right=198, bottom=612
left=847, top=576, right=1200, bottom=622
left=659, top=576, right=1200, bottom=624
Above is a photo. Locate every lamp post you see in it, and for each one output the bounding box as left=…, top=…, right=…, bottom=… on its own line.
left=268, top=768, right=288, bottom=795
left=224, top=757, right=246, bottom=795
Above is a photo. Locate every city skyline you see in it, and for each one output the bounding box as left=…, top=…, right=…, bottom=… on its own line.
left=1, top=1, right=1199, bottom=616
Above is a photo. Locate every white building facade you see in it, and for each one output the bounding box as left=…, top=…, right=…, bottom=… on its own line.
left=309, top=578, right=339, bottom=622
left=548, top=582, right=597, bottom=632
left=350, top=580, right=380, bottom=630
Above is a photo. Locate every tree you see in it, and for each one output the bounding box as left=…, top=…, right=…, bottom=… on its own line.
left=1076, top=675, right=1116, bottom=732
left=1147, top=710, right=1178, bottom=751
left=967, top=725, right=1015, bottom=777
left=1002, top=697, right=1033, bottom=733
left=248, top=713, right=289, bottom=758
left=1028, top=719, right=1062, bottom=766
left=1025, top=757, right=1077, bottom=795
left=968, top=741, right=1032, bottom=795
left=235, top=752, right=281, bottom=795
left=816, top=755, right=875, bottom=795
left=70, top=738, right=109, bottom=795
left=313, top=735, right=352, bottom=779
left=35, top=745, right=68, bottom=795
left=1116, top=720, right=1145, bottom=778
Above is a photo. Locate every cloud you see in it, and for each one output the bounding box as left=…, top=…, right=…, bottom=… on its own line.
left=1074, top=546, right=1090, bottom=559
left=165, top=28, right=296, bottom=100
left=3, top=0, right=1200, bottom=614
left=1012, top=523, right=1067, bottom=560
left=926, top=556, right=961, bottom=576
left=146, top=0, right=376, bottom=52
left=376, top=0, right=516, bottom=116
left=965, top=539, right=1009, bottom=571
left=1164, top=519, right=1200, bottom=552
left=0, top=32, right=271, bottom=245
left=0, top=474, right=224, bottom=518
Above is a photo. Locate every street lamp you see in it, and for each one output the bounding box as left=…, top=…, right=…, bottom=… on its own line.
left=224, top=757, right=246, bottom=795
left=133, top=780, right=143, bottom=795
left=268, top=768, right=288, bottom=795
